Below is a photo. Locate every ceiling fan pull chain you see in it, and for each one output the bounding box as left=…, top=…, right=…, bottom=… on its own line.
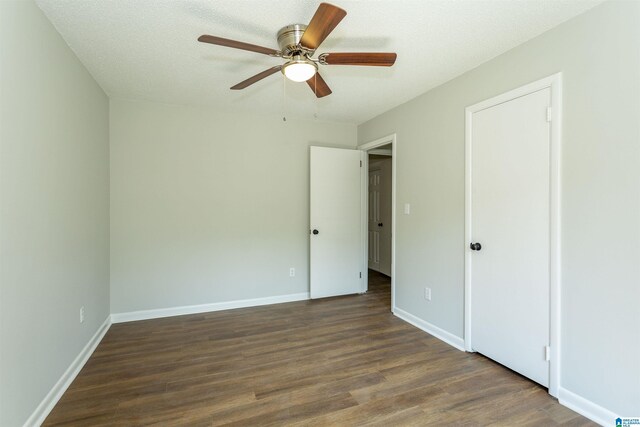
left=282, top=73, right=287, bottom=122
left=314, top=74, right=318, bottom=120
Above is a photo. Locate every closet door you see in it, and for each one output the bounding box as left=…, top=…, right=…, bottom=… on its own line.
left=470, top=88, right=551, bottom=387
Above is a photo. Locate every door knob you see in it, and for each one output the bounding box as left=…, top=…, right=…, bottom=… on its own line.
left=312, top=229, right=319, bottom=235
left=470, top=242, right=482, bottom=251
left=378, top=223, right=383, bottom=227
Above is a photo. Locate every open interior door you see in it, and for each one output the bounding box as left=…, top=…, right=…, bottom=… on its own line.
left=310, top=146, right=364, bottom=299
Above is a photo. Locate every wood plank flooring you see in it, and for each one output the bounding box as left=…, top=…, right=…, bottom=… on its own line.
left=44, top=271, right=594, bottom=426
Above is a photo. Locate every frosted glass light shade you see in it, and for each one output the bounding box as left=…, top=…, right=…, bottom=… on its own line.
left=282, top=58, right=317, bottom=82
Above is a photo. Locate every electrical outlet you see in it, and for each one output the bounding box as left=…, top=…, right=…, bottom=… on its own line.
left=424, top=287, right=431, bottom=301
left=80, top=306, right=85, bottom=323
left=289, top=267, right=295, bottom=277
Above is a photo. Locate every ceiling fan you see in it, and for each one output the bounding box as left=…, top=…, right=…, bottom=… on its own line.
left=198, top=2, right=397, bottom=98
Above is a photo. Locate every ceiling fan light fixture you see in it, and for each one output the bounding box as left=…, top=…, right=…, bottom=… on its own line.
left=282, top=56, right=317, bottom=82
left=198, top=3, right=396, bottom=97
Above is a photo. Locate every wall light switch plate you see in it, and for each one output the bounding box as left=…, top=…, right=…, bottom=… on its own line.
left=424, top=288, right=431, bottom=301
left=289, top=268, right=295, bottom=277
left=404, top=203, right=411, bottom=215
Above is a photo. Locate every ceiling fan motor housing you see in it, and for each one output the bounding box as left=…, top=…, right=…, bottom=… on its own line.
left=277, top=24, right=308, bottom=56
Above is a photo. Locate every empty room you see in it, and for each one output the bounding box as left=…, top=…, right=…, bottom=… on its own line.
left=1, top=0, right=638, bottom=426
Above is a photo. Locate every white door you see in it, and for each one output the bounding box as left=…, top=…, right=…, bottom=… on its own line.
left=310, top=146, right=364, bottom=299
left=377, top=159, right=392, bottom=276
left=368, top=168, right=382, bottom=272
left=470, top=88, right=551, bottom=387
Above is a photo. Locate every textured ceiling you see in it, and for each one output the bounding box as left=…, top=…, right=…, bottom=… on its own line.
left=36, top=0, right=602, bottom=124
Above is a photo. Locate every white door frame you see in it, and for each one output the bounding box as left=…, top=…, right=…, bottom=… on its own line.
left=464, top=73, right=562, bottom=397
left=359, top=134, right=397, bottom=311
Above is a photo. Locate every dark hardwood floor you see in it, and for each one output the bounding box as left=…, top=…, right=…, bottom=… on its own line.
left=44, top=271, right=594, bottom=426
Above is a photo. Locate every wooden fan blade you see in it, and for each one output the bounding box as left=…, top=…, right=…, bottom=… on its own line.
left=306, top=73, right=332, bottom=98
left=231, top=66, right=282, bottom=90
left=299, top=3, right=347, bottom=51
left=198, top=35, right=279, bottom=56
left=320, top=52, right=397, bottom=66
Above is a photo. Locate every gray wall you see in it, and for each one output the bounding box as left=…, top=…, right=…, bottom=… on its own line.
left=358, top=0, right=639, bottom=416
left=0, top=1, right=111, bottom=426
left=110, top=98, right=357, bottom=314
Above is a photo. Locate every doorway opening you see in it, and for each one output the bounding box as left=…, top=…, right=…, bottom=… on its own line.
left=359, top=134, right=396, bottom=312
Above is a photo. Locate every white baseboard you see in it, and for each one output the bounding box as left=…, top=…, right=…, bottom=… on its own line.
left=393, top=307, right=465, bottom=351
left=110, top=292, right=310, bottom=323
left=24, top=316, right=111, bottom=427
left=558, top=387, right=617, bottom=427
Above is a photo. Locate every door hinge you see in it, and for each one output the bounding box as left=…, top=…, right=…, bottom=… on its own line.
left=544, top=345, right=551, bottom=361
left=360, top=160, right=362, bottom=167
left=546, top=107, right=552, bottom=122
left=359, top=272, right=362, bottom=278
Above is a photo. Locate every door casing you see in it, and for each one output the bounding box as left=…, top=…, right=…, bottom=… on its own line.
left=464, top=73, right=562, bottom=397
